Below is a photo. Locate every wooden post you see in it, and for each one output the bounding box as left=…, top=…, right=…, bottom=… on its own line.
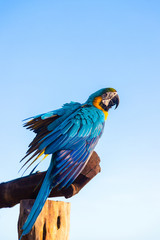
left=18, top=200, right=70, bottom=240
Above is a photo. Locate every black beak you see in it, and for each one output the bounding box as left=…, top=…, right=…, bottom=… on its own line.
left=114, top=94, right=120, bottom=109
left=109, top=94, right=120, bottom=109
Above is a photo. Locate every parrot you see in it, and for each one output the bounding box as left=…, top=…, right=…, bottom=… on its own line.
left=19, top=87, right=119, bottom=239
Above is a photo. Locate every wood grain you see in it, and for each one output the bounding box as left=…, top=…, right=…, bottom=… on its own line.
left=18, top=200, right=70, bottom=240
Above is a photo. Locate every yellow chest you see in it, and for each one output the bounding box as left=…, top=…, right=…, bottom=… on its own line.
left=93, top=96, right=108, bottom=120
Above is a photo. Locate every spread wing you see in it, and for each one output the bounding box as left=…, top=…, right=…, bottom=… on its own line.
left=21, top=102, right=81, bottom=172
left=21, top=105, right=105, bottom=186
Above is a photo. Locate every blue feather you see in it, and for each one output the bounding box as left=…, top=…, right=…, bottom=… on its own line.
left=51, top=157, right=73, bottom=180
left=41, top=111, right=55, bottom=119
left=56, top=150, right=71, bottom=162
left=45, top=134, right=69, bottom=154
left=65, top=158, right=90, bottom=188
left=19, top=159, right=55, bottom=239
left=56, top=151, right=90, bottom=189
left=20, top=88, right=115, bottom=239
left=39, top=129, right=61, bottom=144
left=59, top=162, right=85, bottom=189
left=68, top=121, right=80, bottom=138
left=56, top=154, right=71, bottom=168
left=60, top=121, right=74, bottom=134
left=39, top=130, right=62, bottom=150
left=47, top=103, right=81, bottom=131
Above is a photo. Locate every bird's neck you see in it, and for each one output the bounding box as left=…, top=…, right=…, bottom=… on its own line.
left=92, top=96, right=108, bottom=120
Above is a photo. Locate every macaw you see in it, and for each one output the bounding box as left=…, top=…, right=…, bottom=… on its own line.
left=19, top=88, right=119, bottom=239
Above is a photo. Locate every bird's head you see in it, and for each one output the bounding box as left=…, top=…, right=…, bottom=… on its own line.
left=86, top=88, right=119, bottom=118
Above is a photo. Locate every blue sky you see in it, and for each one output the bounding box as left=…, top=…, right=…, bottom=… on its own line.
left=0, top=1, right=160, bottom=239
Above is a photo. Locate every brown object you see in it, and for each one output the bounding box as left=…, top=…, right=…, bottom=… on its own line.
left=0, top=151, right=101, bottom=208
left=18, top=199, right=70, bottom=240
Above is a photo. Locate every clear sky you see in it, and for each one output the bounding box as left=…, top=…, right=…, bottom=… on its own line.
left=0, top=1, right=160, bottom=239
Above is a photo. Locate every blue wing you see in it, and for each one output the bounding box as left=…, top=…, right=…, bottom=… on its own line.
left=21, top=103, right=105, bottom=176
left=35, top=106, right=105, bottom=189
left=20, top=104, right=105, bottom=239
left=20, top=101, right=81, bottom=172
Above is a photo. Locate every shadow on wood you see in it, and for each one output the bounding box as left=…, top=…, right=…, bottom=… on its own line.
left=0, top=151, right=101, bottom=208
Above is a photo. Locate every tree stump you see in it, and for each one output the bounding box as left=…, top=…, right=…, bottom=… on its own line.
left=18, top=200, right=70, bottom=240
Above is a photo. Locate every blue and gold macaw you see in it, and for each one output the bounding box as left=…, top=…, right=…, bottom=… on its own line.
left=19, top=88, right=119, bottom=239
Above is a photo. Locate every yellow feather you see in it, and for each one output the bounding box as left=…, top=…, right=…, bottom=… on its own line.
left=93, top=96, right=108, bottom=120
left=41, top=154, right=49, bottom=161
left=22, top=151, right=49, bottom=175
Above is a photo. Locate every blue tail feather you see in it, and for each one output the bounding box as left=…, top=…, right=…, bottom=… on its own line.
left=19, top=159, right=55, bottom=240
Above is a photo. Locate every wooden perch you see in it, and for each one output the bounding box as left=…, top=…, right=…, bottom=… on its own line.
left=18, top=200, right=71, bottom=240
left=0, top=151, right=101, bottom=208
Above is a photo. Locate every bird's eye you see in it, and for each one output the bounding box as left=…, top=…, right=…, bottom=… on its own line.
left=102, top=93, right=107, bottom=99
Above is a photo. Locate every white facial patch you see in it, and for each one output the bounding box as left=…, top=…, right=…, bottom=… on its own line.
left=102, top=92, right=117, bottom=105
